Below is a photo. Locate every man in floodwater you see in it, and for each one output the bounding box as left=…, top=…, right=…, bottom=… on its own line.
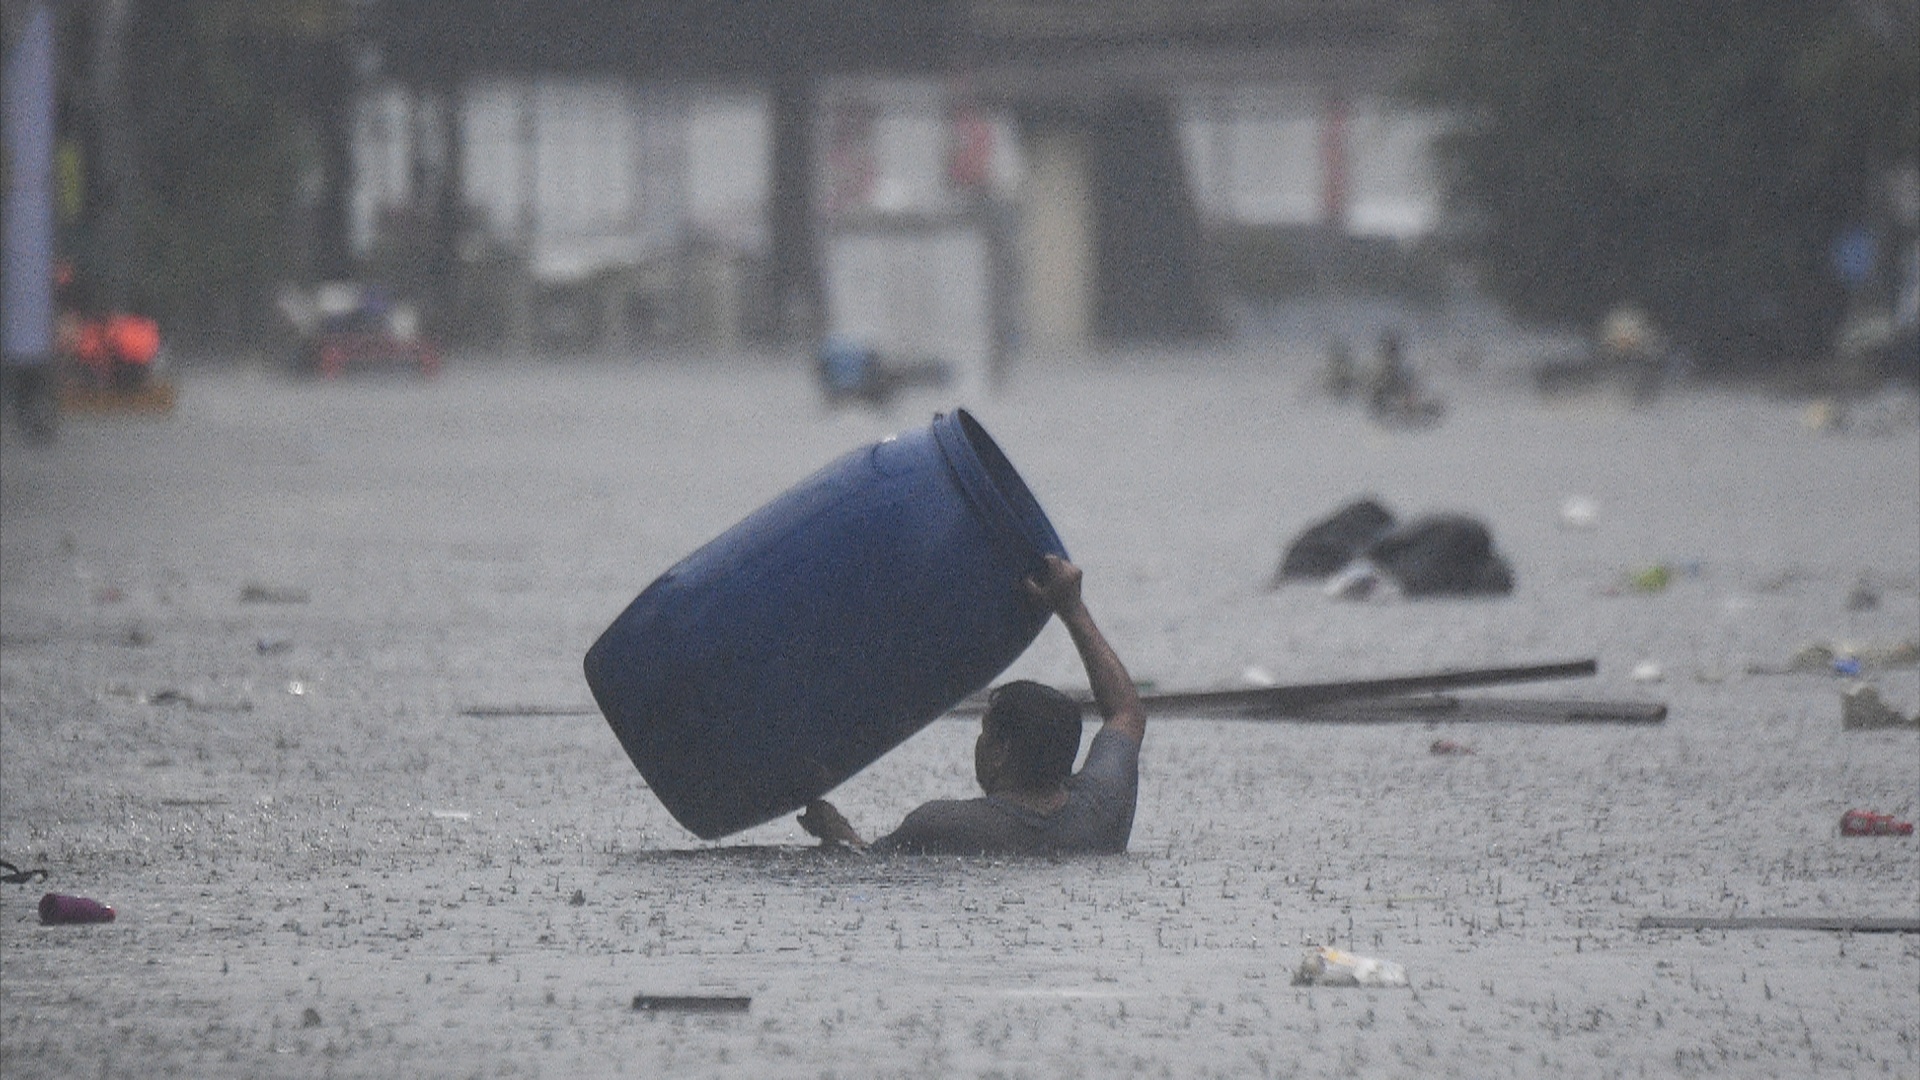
left=798, top=554, right=1147, bottom=855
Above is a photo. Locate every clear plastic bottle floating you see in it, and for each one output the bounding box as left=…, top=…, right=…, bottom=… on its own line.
left=1293, top=946, right=1409, bottom=987
left=40, top=893, right=116, bottom=924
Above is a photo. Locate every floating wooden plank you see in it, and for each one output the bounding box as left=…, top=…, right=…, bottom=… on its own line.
left=1144, top=658, right=1601, bottom=714
left=459, top=704, right=599, bottom=717
left=1289, top=694, right=1666, bottom=725
left=1638, top=915, right=1920, bottom=933
left=631, top=994, right=751, bottom=1012
left=950, top=659, right=1599, bottom=717
left=239, top=583, right=310, bottom=604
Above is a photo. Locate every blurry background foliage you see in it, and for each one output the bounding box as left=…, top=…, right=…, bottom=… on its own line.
left=1404, top=0, right=1919, bottom=372
left=56, top=0, right=350, bottom=345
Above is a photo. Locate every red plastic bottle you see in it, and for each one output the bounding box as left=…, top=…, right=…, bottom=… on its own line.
left=39, top=893, right=116, bottom=924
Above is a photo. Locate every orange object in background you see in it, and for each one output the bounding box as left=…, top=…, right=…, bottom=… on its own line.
left=58, top=309, right=167, bottom=399
left=70, top=317, right=109, bottom=365
left=62, top=316, right=113, bottom=386
left=106, top=312, right=161, bottom=365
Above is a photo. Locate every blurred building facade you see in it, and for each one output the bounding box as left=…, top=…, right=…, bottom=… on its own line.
left=352, top=1, right=1446, bottom=356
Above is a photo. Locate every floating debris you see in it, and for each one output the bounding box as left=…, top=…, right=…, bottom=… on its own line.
left=240, top=583, right=310, bottom=604
left=459, top=704, right=598, bottom=717
left=1239, top=666, right=1277, bottom=688
left=632, top=994, right=750, bottom=1013
left=40, top=893, right=115, bottom=924
left=1841, top=685, right=1919, bottom=730
left=1846, top=579, right=1881, bottom=611
left=1292, top=946, right=1408, bottom=988
left=1324, top=560, right=1388, bottom=601
left=1, top=859, right=49, bottom=884
left=1750, top=639, right=1920, bottom=676
left=1274, top=500, right=1511, bottom=597
left=1558, top=495, right=1599, bottom=530
left=1840, top=809, right=1914, bottom=837
left=1639, top=915, right=1920, bottom=933
left=137, top=689, right=252, bottom=713
left=1626, top=564, right=1671, bottom=593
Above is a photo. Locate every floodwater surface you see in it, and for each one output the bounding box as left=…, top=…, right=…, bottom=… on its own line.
left=2, top=349, right=1916, bottom=1077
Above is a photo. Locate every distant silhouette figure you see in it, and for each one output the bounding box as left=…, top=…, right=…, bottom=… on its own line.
left=1321, top=338, right=1359, bottom=400
left=1366, top=329, right=1444, bottom=427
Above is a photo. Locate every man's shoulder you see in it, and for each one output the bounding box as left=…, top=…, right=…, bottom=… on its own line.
left=870, top=796, right=1014, bottom=855
left=894, top=796, right=1003, bottom=830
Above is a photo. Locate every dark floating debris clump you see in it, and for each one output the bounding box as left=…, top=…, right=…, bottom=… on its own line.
left=1273, top=498, right=1514, bottom=598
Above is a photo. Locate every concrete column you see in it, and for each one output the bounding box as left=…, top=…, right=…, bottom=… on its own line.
left=1018, top=128, right=1094, bottom=351
left=509, top=78, right=538, bottom=355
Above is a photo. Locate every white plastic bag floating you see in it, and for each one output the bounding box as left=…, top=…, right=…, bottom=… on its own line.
left=1292, top=946, right=1409, bottom=988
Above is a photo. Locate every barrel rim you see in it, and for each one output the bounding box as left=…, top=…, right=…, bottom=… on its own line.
left=933, top=409, right=1067, bottom=568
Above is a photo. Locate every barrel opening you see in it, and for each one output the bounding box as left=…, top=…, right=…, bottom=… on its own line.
left=948, top=409, right=1065, bottom=563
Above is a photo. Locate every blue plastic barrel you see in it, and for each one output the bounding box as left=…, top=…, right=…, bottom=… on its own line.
left=584, top=409, right=1068, bottom=840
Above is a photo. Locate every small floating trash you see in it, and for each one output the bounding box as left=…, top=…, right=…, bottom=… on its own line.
left=1840, top=809, right=1914, bottom=837
left=1292, top=946, right=1408, bottom=988
left=40, top=893, right=116, bottom=924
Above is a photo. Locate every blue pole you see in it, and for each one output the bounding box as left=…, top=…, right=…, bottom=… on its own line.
left=4, top=1, right=57, bottom=368
left=3, top=1, right=58, bottom=438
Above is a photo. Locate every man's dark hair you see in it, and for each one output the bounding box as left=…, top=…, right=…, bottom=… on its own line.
left=983, top=680, right=1084, bottom=788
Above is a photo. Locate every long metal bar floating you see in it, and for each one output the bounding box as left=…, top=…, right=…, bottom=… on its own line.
left=950, top=658, right=1599, bottom=717
left=467, top=662, right=1638, bottom=726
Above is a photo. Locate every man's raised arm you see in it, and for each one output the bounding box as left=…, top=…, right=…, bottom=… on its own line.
left=1026, top=555, right=1145, bottom=745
